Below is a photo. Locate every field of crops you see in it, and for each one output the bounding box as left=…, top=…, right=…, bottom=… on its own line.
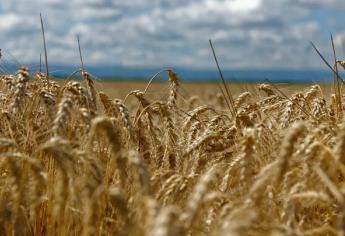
left=0, top=67, right=344, bottom=235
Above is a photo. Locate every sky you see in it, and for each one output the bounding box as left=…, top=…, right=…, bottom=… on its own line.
left=1, top=0, right=345, bottom=70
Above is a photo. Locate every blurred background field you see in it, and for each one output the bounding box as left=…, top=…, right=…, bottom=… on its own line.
left=96, top=80, right=333, bottom=101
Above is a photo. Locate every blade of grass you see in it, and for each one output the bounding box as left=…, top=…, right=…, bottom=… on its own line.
left=77, top=35, right=85, bottom=73
left=40, top=13, right=50, bottom=87
left=310, top=41, right=344, bottom=83
left=331, top=34, right=340, bottom=88
left=209, top=39, right=236, bottom=117
left=331, top=34, right=342, bottom=116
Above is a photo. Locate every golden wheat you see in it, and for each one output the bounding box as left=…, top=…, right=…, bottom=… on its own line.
left=0, top=66, right=344, bottom=236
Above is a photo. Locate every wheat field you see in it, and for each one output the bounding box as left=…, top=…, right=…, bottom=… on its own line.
left=0, top=67, right=344, bottom=235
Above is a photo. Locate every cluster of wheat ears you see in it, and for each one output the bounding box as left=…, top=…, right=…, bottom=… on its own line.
left=1, top=63, right=345, bottom=236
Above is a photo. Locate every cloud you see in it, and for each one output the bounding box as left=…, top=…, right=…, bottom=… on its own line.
left=0, top=0, right=344, bottom=69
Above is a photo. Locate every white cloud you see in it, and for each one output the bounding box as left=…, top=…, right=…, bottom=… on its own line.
left=0, top=14, right=21, bottom=31
left=225, top=0, right=262, bottom=12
